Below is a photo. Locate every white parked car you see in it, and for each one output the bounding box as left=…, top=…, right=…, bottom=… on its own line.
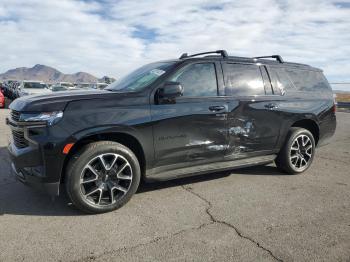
left=18, top=81, right=52, bottom=97
left=75, top=83, right=94, bottom=89
left=55, top=82, right=77, bottom=90
left=92, top=83, right=109, bottom=90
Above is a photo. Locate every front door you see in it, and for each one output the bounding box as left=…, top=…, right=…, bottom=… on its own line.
left=150, top=62, right=228, bottom=176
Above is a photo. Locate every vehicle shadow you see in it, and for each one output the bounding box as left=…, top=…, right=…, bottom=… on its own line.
left=0, top=146, right=82, bottom=217
left=0, top=145, right=286, bottom=216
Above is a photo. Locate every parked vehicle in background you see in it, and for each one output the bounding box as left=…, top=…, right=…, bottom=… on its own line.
left=3, top=80, right=11, bottom=98
left=75, top=83, right=94, bottom=89
left=3, top=80, right=20, bottom=99
left=55, top=82, right=76, bottom=90
left=7, top=50, right=336, bottom=214
left=50, top=85, right=68, bottom=92
left=92, top=83, right=109, bottom=90
left=0, top=81, right=4, bottom=94
left=2, top=81, right=10, bottom=97
left=18, top=81, right=52, bottom=97
left=0, top=89, right=5, bottom=108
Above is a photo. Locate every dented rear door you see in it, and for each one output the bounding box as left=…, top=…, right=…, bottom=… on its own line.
left=221, top=62, right=283, bottom=159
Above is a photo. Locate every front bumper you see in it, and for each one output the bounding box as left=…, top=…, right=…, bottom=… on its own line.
left=6, top=116, right=69, bottom=197
left=10, top=162, right=60, bottom=196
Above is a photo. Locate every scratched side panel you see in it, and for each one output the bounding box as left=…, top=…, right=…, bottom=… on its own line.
left=224, top=97, right=283, bottom=160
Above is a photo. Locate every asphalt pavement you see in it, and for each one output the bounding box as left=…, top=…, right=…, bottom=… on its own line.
left=0, top=108, right=349, bottom=262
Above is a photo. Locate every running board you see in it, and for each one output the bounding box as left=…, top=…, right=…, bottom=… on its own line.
left=146, top=154, right=277, bottom=182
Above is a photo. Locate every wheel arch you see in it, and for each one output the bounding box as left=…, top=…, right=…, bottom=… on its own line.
left=291, top=119, right=320, bottom=145
left=61, top=131, right=147, bottom=184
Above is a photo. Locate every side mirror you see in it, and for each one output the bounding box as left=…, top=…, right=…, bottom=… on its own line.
left=158, top=82, right=183, bottom=103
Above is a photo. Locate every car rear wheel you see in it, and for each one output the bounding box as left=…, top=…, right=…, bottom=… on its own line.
left=65, top=141, right=141, bottom=213
left=275, top=127, right=315, bottom=174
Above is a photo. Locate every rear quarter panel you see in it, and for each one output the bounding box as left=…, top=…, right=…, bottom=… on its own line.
left=275, top=91, right=336, bottom=149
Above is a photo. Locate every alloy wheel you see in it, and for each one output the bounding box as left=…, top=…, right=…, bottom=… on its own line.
left=290, top=134, right=313, bottom=171
left=80, top=153, right=133, bottom=206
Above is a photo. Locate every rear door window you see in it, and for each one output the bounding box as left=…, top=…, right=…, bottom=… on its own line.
left=223, top=63, right=265, bottom=96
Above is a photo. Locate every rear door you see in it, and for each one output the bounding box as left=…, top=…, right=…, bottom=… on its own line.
left=150, top=61, right=228, bottom=175
left=221, top=62, right=284, bottom=159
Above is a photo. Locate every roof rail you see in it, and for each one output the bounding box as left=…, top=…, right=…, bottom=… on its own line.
left=253, top=55, right=284, bottom=63
left=179, top=50, right=228, bottom=59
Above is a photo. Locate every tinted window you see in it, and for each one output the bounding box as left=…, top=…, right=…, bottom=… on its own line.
left=268, top=67, right=295, bottom=95
left=285, top=68, right=331, bottom=91
left=170, top=63, right=218, bottom=97
left=223, top=63, right=265, bottom=96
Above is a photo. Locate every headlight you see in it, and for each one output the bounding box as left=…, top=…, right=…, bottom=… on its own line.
left=20, top=111, right=63, bottom=126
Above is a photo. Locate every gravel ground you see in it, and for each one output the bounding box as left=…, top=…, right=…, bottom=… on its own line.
left=0, top=108, right=349, bottom=262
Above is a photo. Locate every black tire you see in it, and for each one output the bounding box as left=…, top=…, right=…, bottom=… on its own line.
left=275, top=127, right=315, bottom=174
left=65, top=141, right=141, bottom=214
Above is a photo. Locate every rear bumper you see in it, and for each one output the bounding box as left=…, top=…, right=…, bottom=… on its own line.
left=318, top=113, right=336, bottom=147
left=11, top=162, right=60, bottom=196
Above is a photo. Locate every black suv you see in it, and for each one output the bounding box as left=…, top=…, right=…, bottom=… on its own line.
left=7, top=50, right=336, bottom=213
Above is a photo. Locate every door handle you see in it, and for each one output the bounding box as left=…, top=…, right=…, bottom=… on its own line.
left=209, top=105, right=226, bottom=112
left=264, top=103, right=278, bottom=110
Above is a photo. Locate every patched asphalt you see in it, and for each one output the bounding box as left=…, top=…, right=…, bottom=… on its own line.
left=0, top=108, right=349, bottom=262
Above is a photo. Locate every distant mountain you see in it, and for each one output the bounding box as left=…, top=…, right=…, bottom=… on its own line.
left=0, top=64, right=113, bottom=84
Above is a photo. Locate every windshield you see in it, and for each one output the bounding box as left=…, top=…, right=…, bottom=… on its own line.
left=24, top=82, right=47, bottom=89
left=106, top=62, right=175, bottom=92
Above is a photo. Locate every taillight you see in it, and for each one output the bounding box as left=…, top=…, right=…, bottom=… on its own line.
left=333, top=94, right=337, bottom=113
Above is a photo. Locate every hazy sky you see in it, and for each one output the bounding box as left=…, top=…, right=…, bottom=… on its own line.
left=0, top=0, right=349, bottom=83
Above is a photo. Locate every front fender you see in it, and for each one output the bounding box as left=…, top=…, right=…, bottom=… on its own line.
left=59, top=124, right=155, bottom=177
left=70, top=124, right=142, bottom=142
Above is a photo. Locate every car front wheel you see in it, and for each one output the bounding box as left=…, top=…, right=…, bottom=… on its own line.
left=65, top=141, right=141, bottom=214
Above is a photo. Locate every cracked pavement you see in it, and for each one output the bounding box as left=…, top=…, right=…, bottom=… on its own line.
left=0, top=109, right=349, bottom=262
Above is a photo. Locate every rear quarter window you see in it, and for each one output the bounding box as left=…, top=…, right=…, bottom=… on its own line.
left=285, top=68, right=331, bottom=92
left=268, top=66, right=295, bottom=95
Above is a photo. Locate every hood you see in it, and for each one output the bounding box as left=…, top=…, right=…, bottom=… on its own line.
left=9, top=89, right=116, bottom=112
